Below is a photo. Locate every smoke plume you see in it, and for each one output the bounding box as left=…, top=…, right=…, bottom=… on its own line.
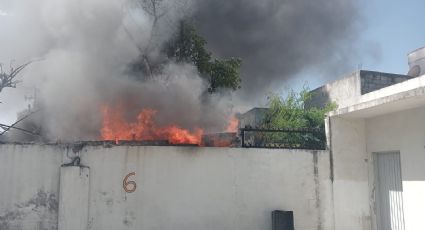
left=0, top=0, right=363, bottom=141
left=0, top=0, right=231, bottom=141
left=193, top=0, right=362, bottom=100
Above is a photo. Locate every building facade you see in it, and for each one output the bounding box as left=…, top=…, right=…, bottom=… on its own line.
left=324, top=57, right=425, bottom=229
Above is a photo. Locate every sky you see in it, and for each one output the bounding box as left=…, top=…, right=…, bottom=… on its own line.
left=361, top=0, right=425, bottom=74
left=0, top=0, right=425, bottom=125
left=284, top=0, right=425, bottom=96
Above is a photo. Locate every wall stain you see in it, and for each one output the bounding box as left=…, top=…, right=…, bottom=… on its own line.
left=312, top=151, right=322, bottom=230
left=105, top=198, right=114, bottom=207
left=0, top=190, right=58, bottom=230
left=123, top=210, right=136, bottom=227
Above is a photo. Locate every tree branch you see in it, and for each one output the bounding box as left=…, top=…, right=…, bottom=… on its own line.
left=0, top=123, right=41, bottom=136
left=0, top=61, right=33, bottom=93
left=0, top=109, right=41, bottom=136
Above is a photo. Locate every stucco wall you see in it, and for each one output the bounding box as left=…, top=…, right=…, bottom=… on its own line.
left=328, top=117, right=371, bottom=230
left=307, top=71, right=361, bottom=109
left=328, top=105, right=425, bottom=230
left=0, top=144, right=332, bottom=230
left=366, top=106, right=425, bottom=230
left=0, top=144, right=62, bottom=230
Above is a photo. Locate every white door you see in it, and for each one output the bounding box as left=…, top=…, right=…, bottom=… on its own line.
left=373, top=152, right=405, bottom=230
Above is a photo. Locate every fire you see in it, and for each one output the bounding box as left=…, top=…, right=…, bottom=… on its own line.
left=100, top=105, right=240, bottom=147
left=226, top=115, right=239, bottom=132
left=101, top=105, right=204, bottom=145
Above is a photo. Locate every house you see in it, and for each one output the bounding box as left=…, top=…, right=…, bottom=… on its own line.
left=324, top=46, right=425, bottom=230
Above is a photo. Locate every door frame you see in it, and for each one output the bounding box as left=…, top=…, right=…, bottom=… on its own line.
left=369, top=151, right=405, bottom=230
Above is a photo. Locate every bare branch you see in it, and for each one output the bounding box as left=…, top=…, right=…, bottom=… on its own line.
left=0, top=123, right=41, bottom=137
left=123, top=0, right=190, bottom=79
left=0, top=61, right=33, bottom=93
left=0, top=109, right=41, bottom=136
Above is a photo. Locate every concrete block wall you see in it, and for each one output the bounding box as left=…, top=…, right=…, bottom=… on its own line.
left=0, top=144, right=333, bottom=230
left=360, top=71, right=411, bottom=95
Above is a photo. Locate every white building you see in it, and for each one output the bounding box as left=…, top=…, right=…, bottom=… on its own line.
left=323, top=46, right=425, bottom=230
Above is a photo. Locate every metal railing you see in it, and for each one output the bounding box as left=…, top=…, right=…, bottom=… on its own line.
left=240, top=127, right=326, bottom=150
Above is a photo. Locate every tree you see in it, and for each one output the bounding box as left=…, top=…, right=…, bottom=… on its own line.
left=124, top=0, right=171, bottom=79
left=165, top=20, right=211, bottom=75
left=260, top=87, right=337, bottom=149
left=164, top=20, right=242, bottom=92
left=0, top=61, right=41, bottom=139
left=126, top=1, right=242, bottom=92
left=0, top=61, right=31, bottom=94
left=208, top=58, right=241, bottom=92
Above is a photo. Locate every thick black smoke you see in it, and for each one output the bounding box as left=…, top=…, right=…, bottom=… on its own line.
left=0, top=0, right=364, bottom=142
left=193, top=0, right=361, bottom=99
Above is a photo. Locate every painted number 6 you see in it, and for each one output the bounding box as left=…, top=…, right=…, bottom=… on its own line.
left=123, top=172, right=136, bottom=193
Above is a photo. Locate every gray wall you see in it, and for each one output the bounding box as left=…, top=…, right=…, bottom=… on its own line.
left=0, top=144, right=333, bottom=230
left=238, top=108, right=268, bottom=129
left=307, top=71, right=411, bottom=109
left=360, top=71, right=411, bottom=94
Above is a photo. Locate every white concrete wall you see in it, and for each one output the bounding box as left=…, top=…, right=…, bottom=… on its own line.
left=309, top=71, right=361, bottom=109
left=0, top=144, right=63, bottom=230
left=328, top=117, right=372, bottom=230
left=366, top=106, right=425, bottom=230
left=80, top=146, right=331, bottom=230
left=58, top=166, right=90, bottom=230
left=329, top=105, right=425, bottom=230
left=0, top=144, right=332, bottom=230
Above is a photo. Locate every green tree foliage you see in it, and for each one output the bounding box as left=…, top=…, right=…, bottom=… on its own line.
left=208, top=58, right=241, bottom=92
left=165, top=20, right=242, bottom=93
left=260, top=87, right=337, bottom=149
left=165, top=20, right=211, bottom=75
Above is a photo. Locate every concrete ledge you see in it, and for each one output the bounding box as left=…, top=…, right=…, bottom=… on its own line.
left=330, top=86, right=425, bottom=118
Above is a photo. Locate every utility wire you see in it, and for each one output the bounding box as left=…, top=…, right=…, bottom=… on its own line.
left=0, top=123, right=40, bottom=136
left=0, top=109, right=41, bottom=136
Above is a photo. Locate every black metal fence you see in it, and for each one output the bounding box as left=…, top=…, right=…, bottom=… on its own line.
left=240, top=127, right=326, bottom=150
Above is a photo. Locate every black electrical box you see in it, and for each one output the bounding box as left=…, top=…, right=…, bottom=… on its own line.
left=272, top=210, right=294, bottom=230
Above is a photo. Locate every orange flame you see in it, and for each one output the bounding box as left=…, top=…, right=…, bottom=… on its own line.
left=101, top=105, right=203, bottom=145
left=204, top=114, right=239, bottom=147
left=226, top=115, right=239, bottom=133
